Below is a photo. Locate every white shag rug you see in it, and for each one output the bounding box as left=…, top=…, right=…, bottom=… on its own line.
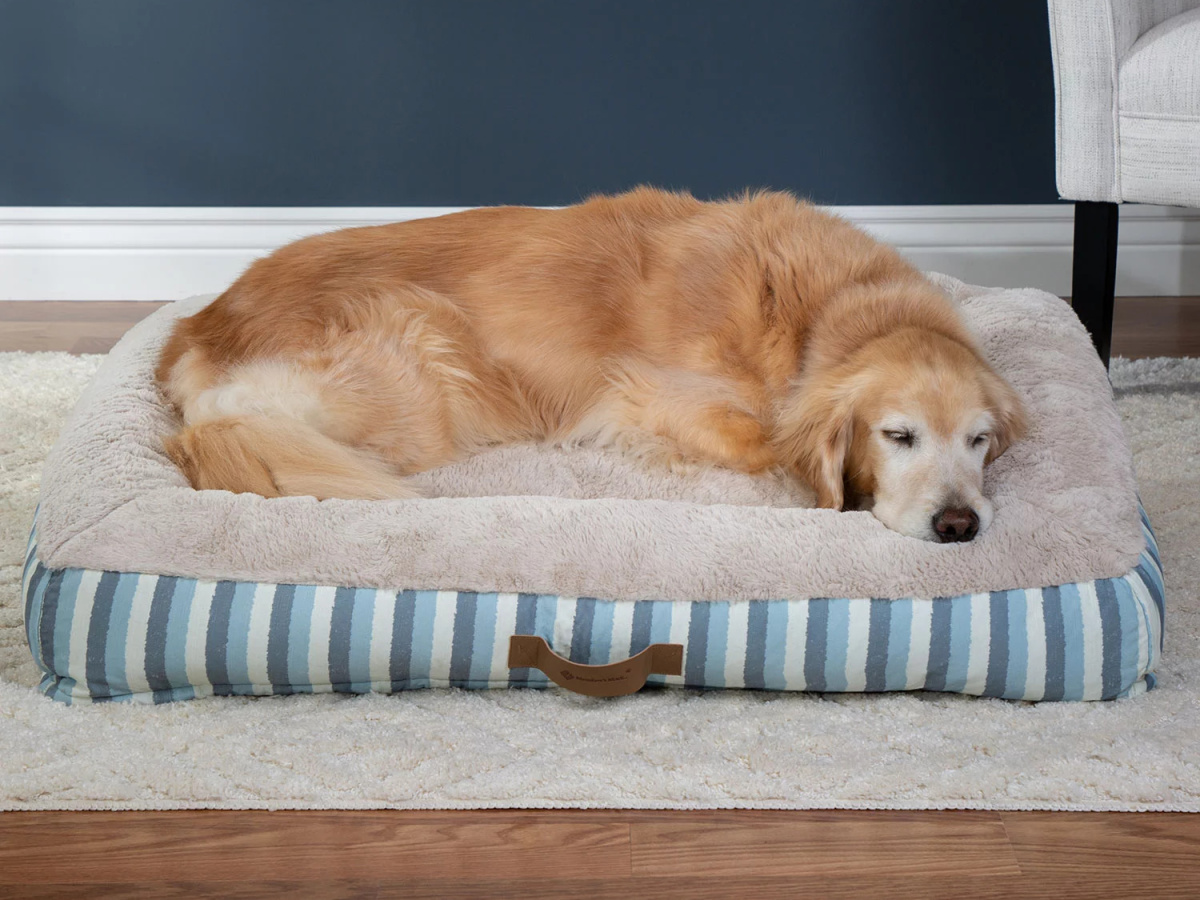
left=0, top=351, right=1197, bottom=812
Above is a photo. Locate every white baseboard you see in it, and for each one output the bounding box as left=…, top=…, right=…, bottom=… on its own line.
left=2, top=204, right=1198, bottom=301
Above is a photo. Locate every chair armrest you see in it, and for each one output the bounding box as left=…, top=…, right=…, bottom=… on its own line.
left=1048, top=0, right=1200, bottom=202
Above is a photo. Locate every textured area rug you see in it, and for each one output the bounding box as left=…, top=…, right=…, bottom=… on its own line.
left=0, top=351, right=1197, bottom=812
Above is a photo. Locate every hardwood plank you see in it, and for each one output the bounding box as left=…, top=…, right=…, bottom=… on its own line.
left=630, top=809, right=1019, bottom=878
left=0, top=811, right=631, bottom=884
left=0, top=301, right=168, bottom=322
left=0, top=297, right=1198, bottom=357
left=1108, top=296, right=1200, bottom=359
left=0, top=321, right=147, bottom=353
left=13, top=873, right=1200, bottom=900
left=4, top=810, right=1200, bottom=895
left=1002, top=811, right=1200, bottom=876
left=0, top=876, right=1026, bottom=900
left=0, top=301, right=166, bottom=353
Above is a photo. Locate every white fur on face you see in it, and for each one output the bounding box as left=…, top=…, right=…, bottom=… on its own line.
left=867, top=411, right=995, bottom=541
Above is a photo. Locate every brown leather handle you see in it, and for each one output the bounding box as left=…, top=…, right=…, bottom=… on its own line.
left=507, top=635, right=683, bottom=697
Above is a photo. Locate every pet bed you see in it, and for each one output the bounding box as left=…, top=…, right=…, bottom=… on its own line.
left=23, top=275, right=1163, bottom=703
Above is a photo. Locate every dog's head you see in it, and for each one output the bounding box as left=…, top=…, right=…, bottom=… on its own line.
left=775, top=329, right=1026, bottom=542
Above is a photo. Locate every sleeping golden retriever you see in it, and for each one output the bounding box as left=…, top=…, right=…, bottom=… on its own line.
left=156, top=187, right=1025, bottom=543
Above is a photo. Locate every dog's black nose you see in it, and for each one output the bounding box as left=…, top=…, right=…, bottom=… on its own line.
left=933, top=508, right=979, bottom=543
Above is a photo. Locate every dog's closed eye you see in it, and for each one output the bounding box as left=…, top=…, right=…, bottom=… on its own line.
left=883, top=429, right=915, bottom=448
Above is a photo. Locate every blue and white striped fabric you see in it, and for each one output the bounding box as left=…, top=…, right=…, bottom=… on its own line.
left=23, top=507, right=1163, bottom=704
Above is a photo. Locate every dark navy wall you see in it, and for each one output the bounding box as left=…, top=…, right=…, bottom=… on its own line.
left=0, top=0, right=1057, bottom=206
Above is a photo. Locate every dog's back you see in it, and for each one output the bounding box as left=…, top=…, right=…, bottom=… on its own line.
left=157, top=188, right=955, bottom=501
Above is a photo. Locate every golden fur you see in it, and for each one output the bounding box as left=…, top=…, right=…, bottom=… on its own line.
left=157, top=187, right=1026, bottom=541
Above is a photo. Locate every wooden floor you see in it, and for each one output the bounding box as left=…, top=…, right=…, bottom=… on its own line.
left=3, top=295, right=1200, bottom=357
left=2, top=296, right=1198, bottom=898
left=1, top=809, right=1199, bottom=898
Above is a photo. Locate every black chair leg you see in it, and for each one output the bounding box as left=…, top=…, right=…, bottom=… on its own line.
left=1071, top=201, right=1119, bottom=368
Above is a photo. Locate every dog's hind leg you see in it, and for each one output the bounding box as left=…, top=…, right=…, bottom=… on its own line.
left=165, top=285, right=532, bottom=499
left=165, top=414, right=420, bottom=500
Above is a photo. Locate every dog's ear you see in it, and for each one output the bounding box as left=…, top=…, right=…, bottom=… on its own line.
left=773, top=373, right=855, bottom=509
left=982, top=371, right=1027, bottom=465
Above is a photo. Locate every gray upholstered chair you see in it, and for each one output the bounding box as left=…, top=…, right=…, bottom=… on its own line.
left=1048, top=0, right=1200, bottom=365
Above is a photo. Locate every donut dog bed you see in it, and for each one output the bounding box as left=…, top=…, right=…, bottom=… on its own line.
left=24, top=275, right=1163, bottom=703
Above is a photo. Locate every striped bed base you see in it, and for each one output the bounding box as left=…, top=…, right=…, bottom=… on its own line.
left=23, top=508, right=1164, bottom=704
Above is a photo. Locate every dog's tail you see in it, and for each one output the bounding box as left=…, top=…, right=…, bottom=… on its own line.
left=164, top=416, right=419, bottom=501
